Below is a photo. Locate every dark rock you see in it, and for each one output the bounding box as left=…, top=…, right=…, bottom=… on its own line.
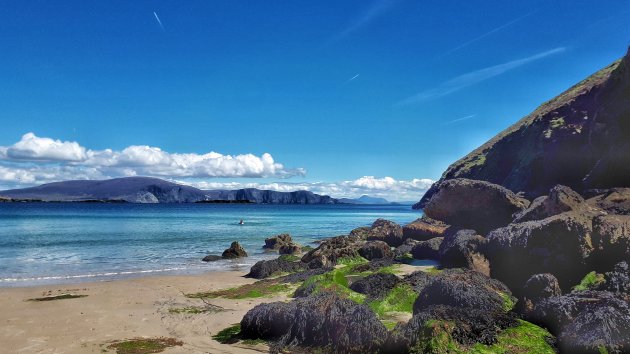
left=275, top=267, right=331, bottom=284
left=592, top=215, right=630, bottom=269
left=263, top=233, right=293, bottom=250
left=358, top=240, right=393, bottom=260
left=422, top=178, right=530, bottom=234
left=301, top=235, right=362, bottom=268
left=393, top=238, right=418, bottom=260
left=411, top=237, right=443, bottom=260
left=402, top=270, right=433, bottom=293
left=414, top=269, right=512, bottom=315
left=513, top=185, right=585, bottom=223
left=240, top=292, right=388, bottom=353
left=367, top=219, right=404, bottom=247
left=246, top=258, right=307, bottom=279
left=438, top=228, right=489, bottom=276
left=402, top=216, right=449, bottom=241
left=597, top=261, right=630, bottom=295
left=531, top=290, right=630, bottom=353
left=349, top=273, right=401, bottom=300
left=278, top=244, right=301, bottom=255
left=520, top=273, right=562, bottom=315
left=222, top=241, right=248, bottom=259
left=485, top=210, right=597, bottom=290
left=349, top=226, right=371, bottom=239
left=587, top=188, right=630, bottom=215
left=386, top=305, right=519, bottom=352
left=201, top=254, right=222, bottom=262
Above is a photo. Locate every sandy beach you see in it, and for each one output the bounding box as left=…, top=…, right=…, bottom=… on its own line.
left=0, top=271, right=280, bottom=354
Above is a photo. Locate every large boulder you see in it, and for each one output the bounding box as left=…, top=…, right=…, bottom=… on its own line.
left=301, top=235, right=362, bottom=268
left=592, top=215, right=630, bottom=269
left=513, top=185, right=585, bottom=223
left=402, top=216, right=449, bottom=241
left=531, top=290, right=630, bottom=353
left=422, top=179, right=530, bottom=234
left=358, top=240, right=393, bottom=260
left=386, top=305, right=519, bottom=352
left=519, top=273, right=562, bottom=315
left=485, top=210, right=598, bottom=290
left=393, top=238, right=418, bottom=260
left=278, top=244, right=301, bottom=255
left=201, top=254, right=222, bottom=262
left=240, top=292, right=388, bottom=353
left=414, top=268, right=514, bottom=315
left=367, top=219, right=404, bottom=247
left=221, top=241, right=248, bottom=259
left=349, top=273, right=401, bottom=300
left=411, top=237, right=443, bottom=260
left=263, top=233, right=293, bottom=250
left=246, top=257, right=307, bottom=279
left=438, top=229, right=490, bottom=276
left=402, top=270, right=433, bottom=293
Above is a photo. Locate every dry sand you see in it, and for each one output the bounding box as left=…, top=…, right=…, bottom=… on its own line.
left=0, top=271, right=278, bottom=353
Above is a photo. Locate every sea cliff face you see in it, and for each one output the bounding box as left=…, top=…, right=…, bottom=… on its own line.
left=416, top=47, right=630, bottom=209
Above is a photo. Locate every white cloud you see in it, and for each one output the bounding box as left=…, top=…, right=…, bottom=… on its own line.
left=5, top=133, right=88, bottom=162
left=0, top=133, right=305, bottom=188
left=180, top=176, right=435, bottom=202
left=398, top=47, right=566, bottom=105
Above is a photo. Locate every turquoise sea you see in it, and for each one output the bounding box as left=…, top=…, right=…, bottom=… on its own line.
left=0, top=203, right=420, bottom=287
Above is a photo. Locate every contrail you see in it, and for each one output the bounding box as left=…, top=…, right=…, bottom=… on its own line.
left=444, top=114, right=477, bottom=125
left=437, top=11, right=537, bottom=58
left=153, top=11, right=165, bottom=32
left=346, top=74, right=360, bottom=83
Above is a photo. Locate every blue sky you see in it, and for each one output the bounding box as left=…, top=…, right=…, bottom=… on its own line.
left=0, top=0, right=629, bottom=200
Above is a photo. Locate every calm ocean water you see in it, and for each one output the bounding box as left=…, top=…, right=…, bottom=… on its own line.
left=0, top=203, right=420, bottom=287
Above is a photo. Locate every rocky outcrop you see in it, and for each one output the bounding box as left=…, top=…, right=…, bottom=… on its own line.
left=597, top=261, right=630, bottom=295
left=438, top=229, right=490, bottom=275
left=415, top=48, right=630, bottom=204
left=240, top=292, right=388, bottom=353
left=587, top=188, right=630, bottom=214
left=411, top=237, right=443, bottom=260
left=393, top=238, right=418, bottom=260
left=221, top=241, right=248, bottom=259
left=349, top=273, right=401, bottom=300
left=420, top=179, right=529, bottom=234
left=513, top=185, right=585, bottom=223
left=278, top=244, right=301, bottom=255
left=531, top=290, right=630, bottom=353
left=358, top=241, right=393, bottom=260
left=300, top=235, right=361, bottom=268
left=402, top=216, right=449, bottom=241
left=246, top=257, right=307, bottom=279
left=367, top=219, right=404, bottom=247
left=402, top=270, right=433, bottom=293
left=485, top=210, right=597, bottom=290
left=263, top=234, right=293, bottom=250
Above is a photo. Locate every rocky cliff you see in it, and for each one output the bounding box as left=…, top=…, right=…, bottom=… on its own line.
left=415, top=47, right=630, bottom=209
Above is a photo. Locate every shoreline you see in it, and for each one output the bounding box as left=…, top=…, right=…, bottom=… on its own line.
left=0, top=269, right=273, bottom=353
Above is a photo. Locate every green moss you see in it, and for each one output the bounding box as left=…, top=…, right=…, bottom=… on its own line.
left=336, top=256, right=368, bottom=267
left=470, top=320, right=555, bottom=353
left=296, top=268, right=366, bottom=304
left=369, top=284, right=418, bottom=317
left=549, top=117, right=565, bottom=129
left=27, top=294, right=88, bottom=302
left=212, top=324, right=241, bottom=344
left=107, top=337, right=183, bottom=354
left=410, top=320, right=463, bottom=354
left=598, top=346, right=610, bottom=354
left=186, top=281, right=292, bottom=299
left=301, top=245, right=314, bottom=252
left=499, top=292, right=516, bottom=312
left=424, top=267, right=443, bottom=275
left=278, top=254, right=300, bottom=262
left=572, top=271, right=605, bottom=292
left=381, top=320, right=398, bottom=330
left=168, top=305, right=223, bottom=314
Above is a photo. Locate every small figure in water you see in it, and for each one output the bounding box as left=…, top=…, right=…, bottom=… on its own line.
left=239, top=219, right=244, bottom=225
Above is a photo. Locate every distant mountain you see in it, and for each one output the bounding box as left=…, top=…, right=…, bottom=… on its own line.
left=0, top=177, right=339, bottom=204
left=338, top=195, right=392, bottom=205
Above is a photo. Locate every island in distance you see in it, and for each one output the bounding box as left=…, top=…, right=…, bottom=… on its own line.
left=0, top=176, right=394, bottom=205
